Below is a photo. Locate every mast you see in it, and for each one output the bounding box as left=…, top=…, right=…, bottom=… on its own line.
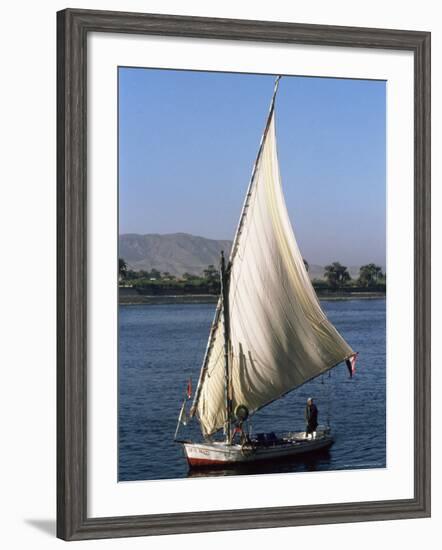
left=220, top=250, right=233, bottom=443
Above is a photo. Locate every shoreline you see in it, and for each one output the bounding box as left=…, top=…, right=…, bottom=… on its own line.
left=119, top=292, right=386, bottom=306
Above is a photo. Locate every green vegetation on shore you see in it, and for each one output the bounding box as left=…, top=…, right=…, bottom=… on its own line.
left=118, top=258, right=386, bottom=296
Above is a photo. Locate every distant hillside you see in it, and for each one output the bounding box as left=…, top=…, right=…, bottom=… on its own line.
left=119, top=233, right=377, bottom=279
left=119, top=233, right=232, bottom=276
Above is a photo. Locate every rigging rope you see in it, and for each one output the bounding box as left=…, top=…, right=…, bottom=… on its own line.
left=326, top=370, right=332, bottom=427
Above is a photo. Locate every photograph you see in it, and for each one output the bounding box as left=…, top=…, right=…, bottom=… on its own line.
left=0, top=0, right=434, bottom=545
left=117, top=68, right=386, bottom=482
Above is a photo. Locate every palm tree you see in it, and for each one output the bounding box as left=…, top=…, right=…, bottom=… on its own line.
left=324, top=262, right=351, bottom=289
left=118, top=258, right=128, bottom=280
left=358, top=263, right=384, bottom=287
left=203, top=264, right=219, bottom=283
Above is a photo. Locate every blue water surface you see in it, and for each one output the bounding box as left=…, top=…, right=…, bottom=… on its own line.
left=118, top=299, right=386, bottom=481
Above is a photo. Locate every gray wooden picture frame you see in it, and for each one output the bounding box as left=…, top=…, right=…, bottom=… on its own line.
left=57, top=8, right=431, bottom=541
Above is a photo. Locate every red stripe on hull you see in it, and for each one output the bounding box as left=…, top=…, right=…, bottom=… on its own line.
left=187, top=457, right=230, bottom=466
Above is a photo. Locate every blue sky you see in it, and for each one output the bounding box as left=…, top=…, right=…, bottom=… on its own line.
left=119, top=68, right=385, bottom=267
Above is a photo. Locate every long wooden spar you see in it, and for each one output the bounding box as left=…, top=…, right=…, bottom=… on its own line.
left=189, top=76, right=282, bottom=429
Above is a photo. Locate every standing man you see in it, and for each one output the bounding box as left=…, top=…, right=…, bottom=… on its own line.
left=305, top=397, right=318, bottom=439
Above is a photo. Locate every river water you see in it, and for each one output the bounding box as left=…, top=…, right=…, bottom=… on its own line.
left=119, top=299, right=386, bottom=481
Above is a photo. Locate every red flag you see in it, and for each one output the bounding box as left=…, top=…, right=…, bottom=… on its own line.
left=186, top=378, right=192, bottom=399
left=346, top=353, right=358, bottom=378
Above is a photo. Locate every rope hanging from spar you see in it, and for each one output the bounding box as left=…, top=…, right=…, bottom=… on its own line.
left=326, top=369, right=332, bottom=427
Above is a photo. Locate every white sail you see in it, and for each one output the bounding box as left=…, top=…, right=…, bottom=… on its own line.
left=193, top=105, right=354, bottom=437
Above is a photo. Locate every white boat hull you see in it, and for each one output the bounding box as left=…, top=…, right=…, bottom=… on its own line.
left=182, top=430, right=333, bottom=468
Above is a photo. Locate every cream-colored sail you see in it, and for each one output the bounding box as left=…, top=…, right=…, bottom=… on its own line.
left=192, top=104, right=354, bottom=437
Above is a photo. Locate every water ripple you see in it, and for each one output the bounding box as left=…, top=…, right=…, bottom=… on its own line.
left=119, top=299, right=386, bottom=481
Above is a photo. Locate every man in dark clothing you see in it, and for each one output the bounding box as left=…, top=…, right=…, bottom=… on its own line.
left=305, top=397, right=318, bottom=439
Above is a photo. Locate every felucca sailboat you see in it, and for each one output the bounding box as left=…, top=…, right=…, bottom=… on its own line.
left=175, top=76, right=357, bottom=467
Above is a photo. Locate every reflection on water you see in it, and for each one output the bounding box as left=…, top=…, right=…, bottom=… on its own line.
left=119, top=299, right=386, bottom=481
left=186, top=448, right=332, bottom=478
